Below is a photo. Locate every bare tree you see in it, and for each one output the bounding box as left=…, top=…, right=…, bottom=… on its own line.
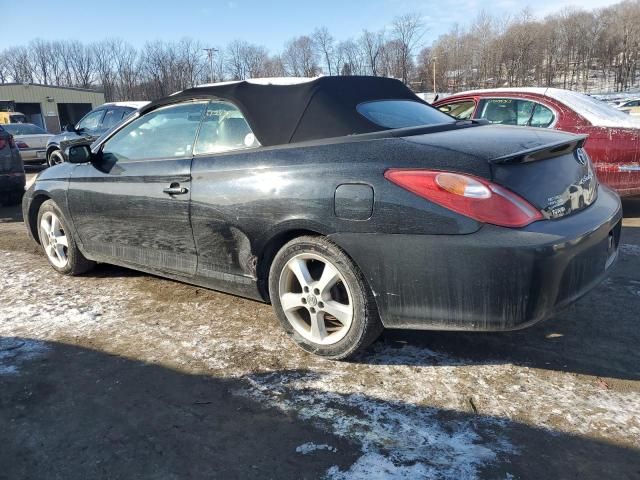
left=282, top=36, right=320, bottom=77
left=29, top=39, right=53, bottom=84
left=391, top=13, right=425, bottom=84
left=360, top=30, right=385, bottom=76
left=313, top=27, right=335, bottom=75
left=2, top=1, right=639, bottom=99
left=67, top=41, right=95, bottom=88
left=336, top=39, right=364, bottom=76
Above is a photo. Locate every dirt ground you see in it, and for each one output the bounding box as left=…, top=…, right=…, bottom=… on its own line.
left=1, top=171, right=639, bottom=479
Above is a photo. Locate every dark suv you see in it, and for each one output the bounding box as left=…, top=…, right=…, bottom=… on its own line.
left=0, top=125, right=25, bottom=206
left=46, top=101, right=148, bottom=166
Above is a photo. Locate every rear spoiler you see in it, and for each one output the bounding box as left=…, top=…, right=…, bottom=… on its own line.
left=489, top=135, right=588, bottom=165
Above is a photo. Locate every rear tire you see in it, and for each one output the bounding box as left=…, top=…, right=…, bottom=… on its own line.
left=37, top=199, right=94, bottom=275
left=269, top=236, right=383, bottom=359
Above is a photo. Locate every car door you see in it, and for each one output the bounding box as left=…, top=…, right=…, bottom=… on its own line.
left=67, top=101, right=208, bottom=276
left=188, top=100, right=263, bottom=285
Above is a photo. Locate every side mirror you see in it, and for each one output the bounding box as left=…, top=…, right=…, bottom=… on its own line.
left=67, top=144, right=93, bottom=164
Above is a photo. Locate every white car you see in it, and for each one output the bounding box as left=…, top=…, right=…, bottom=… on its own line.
left=617, top=98, right=640, bottom=116
left=0, top=123, right=53, bottom=164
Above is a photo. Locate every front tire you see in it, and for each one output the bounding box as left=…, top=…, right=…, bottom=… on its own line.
left=37, top=200, right=94, bottom=275
left=269, top=236, right=383, bottom=359
left=47, top=150, right=65, bottom=167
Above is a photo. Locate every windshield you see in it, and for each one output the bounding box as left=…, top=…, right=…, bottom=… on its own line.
left=357, top=100, right=455, bottom=129
left=2, top=123, right=48, bottom=135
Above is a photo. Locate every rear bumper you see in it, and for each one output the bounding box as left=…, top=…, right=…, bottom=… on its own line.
left=19, top=148, right=47, bottom=164
left=330, top=185, right=622, bottom=331
left=0, top=172, right=26, bottom=193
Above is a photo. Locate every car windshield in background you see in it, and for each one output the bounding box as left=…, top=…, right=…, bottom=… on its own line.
left=357, top=100, right=455, bottom=129
left=2, top=123, right=48, bottom=135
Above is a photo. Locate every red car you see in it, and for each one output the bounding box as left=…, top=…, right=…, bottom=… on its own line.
left=434, top=88, right=640, bottom=196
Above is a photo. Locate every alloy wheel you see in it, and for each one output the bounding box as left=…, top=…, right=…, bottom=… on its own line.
left=40, top=211, right=69, bottom=268
left=278, top=252, right=353, bottom=345
left=48, top=151, right=64, bottom=167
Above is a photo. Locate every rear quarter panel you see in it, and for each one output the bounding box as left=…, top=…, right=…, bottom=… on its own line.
left=575, top=126, right=640, bottom=196
left=189, top=135, right=488, bottom=290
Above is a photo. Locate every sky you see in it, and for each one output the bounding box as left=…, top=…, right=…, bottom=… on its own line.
left=2, top=0, right=622, bottom=52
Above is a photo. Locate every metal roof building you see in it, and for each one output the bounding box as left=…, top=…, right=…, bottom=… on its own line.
left=0, top=83, right=105, bottom=133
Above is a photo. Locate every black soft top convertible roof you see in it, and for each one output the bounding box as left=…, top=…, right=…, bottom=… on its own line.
left=143, top=76, right=424, bottom=146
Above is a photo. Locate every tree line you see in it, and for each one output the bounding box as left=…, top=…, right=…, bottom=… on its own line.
left=0, top=1, right=637, bottom=102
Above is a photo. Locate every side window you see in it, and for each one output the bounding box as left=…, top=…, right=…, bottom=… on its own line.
left=437, top=100, right=475, bottom=120
left=102, top=102, right=206, bottom=162
left=478, top=99, right=518, bottom=125
left=101, top=108, right=123, bottom=130
left=121, top=108, right=136, bottom=120
left=478, top=98, right=554, bottom=127
left=76, top=109, right=105, bottom=132
left=529, top=103, right=555, bottom=128
left=194, top=101, right=260, bottom=155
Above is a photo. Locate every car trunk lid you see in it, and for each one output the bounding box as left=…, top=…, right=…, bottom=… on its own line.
left=16, top=134, right=52, bottom=149
left=489, top=135, right=597, bottom=219
left=402, top=124, right=598, bottom=220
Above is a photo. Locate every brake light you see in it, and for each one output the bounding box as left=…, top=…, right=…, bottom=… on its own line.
left=16, top=140, right=29, bottom=149
left=385, top=169, right=543, bottom=228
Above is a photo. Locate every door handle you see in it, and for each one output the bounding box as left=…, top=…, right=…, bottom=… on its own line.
left=163, top=183, right=188, bottom=195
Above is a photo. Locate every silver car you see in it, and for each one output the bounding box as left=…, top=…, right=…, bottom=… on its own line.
left=0, top=123, right=53, bottom=165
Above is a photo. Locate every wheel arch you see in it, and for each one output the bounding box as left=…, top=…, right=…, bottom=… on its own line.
left=256, top=227, right=327, bottom=301
left=46, top=145, right=64, bottom=162
left=26, top=193, right=52, bottom=244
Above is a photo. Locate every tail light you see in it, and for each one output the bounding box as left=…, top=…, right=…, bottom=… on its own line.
left=385, top=169, right=543, bottom=228
left=16, top=140, right=29, bottom=149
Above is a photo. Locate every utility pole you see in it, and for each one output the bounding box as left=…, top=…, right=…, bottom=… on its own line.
left=432, top=56, right=437, bottom=94
left=203, top=48, right=218, bottom=83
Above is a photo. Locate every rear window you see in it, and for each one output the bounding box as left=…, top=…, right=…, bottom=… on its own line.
left=357, top=100, right=454, bottom=129
left=10, top=114, right=27, bottom=123
left=2, top=123, right=48, bottom=135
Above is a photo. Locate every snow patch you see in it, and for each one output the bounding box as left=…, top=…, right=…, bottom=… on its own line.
left=197, top=77, right=317, bottom=89
left=296, top=442, right=337, bottom=454
left=0, top=338, right=49, bottom=376
left=621, top=243, right=640, bottom=256
left=241, top=369, right=515, bottom=479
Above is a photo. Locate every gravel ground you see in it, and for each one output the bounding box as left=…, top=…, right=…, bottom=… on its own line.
left=1, top=179, right=639, bottom=479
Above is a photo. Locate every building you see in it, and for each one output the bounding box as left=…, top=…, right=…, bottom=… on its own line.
left=0, top=83, right=105, bottom=133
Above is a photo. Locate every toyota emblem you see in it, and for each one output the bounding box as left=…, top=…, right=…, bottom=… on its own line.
left=576, top=148, right=588, bottom=166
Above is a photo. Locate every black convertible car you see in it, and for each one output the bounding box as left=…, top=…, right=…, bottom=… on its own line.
left=23, top=76, right=622, bottom=359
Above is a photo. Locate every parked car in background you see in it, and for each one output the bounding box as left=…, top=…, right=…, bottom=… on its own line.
left=617, top=98, right=640, bottom=116
left=46, top=101, right=149, bottom=167
left=24, top=76, right=621, bottom=359
left=434, top=88, right=640, bottom=196
left=0, top=111, right=28, bottom=124
left=1, top=123, right=53, bottom=165
left=0, top=125, right=25, bottom=205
